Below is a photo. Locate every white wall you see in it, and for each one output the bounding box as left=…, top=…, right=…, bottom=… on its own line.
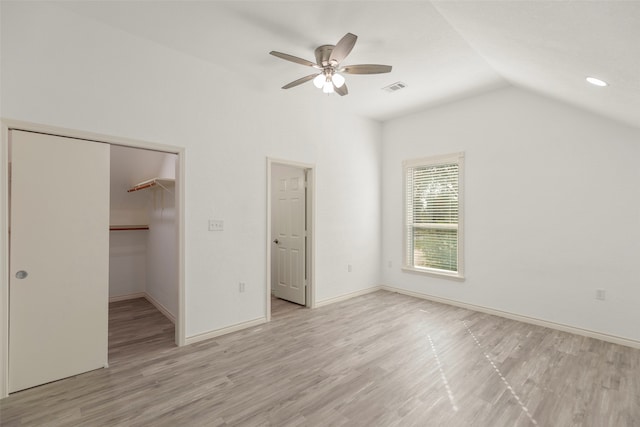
left=146, top=154, right=178, bottom=316
left=382, top=87, right=640, bottom=342
left=109, top=231, right=146, bottom=298
left=1, top=2, right=382, bottom=340
left=315, top=115, right=382, bottom=302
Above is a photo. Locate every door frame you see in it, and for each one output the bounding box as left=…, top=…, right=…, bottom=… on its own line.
left=0, top=119, right=187, bottom=398
left=266, top=158, right=315, bottom=321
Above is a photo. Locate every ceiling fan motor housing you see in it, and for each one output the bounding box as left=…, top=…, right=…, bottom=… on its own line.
left=315, top=45, right=336, bottom=67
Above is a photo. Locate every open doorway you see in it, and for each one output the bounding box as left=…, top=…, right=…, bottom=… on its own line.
left=108, top=146, right=178, bottom=360
left=267, top=159, right=315, bottom=321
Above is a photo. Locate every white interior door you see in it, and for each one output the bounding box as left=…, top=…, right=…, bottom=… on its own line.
left=271, top=164, right=306, bottom=305
left=9, top=130, right=110, bottom=393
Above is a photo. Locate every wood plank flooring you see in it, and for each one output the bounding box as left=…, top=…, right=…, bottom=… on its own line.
left=1, top=291, right=639, bottom=426
left=107, top=297, right=175, bottom=362
left=271, top=295, right=304, bottom=319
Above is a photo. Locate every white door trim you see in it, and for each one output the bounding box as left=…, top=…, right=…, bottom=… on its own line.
left=0, top=119, right=187, bottom=399
left=266, top=158, right=315, bottom=321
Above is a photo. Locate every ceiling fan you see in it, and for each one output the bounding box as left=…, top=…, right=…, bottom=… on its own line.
left=269, top=32, right=392, bottom=96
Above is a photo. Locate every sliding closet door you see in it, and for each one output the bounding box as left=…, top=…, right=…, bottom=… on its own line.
left=9, top=130, right=109, bottom=393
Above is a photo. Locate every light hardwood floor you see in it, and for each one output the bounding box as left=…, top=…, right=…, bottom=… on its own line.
left=271, top=295, right=305, bottom=319
left=1, top=291, right=639, bottom=426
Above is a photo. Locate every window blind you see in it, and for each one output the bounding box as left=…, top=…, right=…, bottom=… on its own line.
left=406, top=162, right=459, bottom=272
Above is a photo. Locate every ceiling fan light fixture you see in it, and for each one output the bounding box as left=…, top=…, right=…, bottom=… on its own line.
left=313, top=73, right=325, bottom=89
left=332, top=73, right=345, bottom=88
left=323, top=80, right=334, bottom=93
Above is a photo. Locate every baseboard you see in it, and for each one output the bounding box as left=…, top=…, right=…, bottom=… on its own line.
left=109, top=292, right=145, bottom=303
left=315, top=286, right=382, bottom=308
left=381, top=285, right=640, bottom=350
left=184, top=286, right=382, bottom=346
left=185, top=317, right=266, bottom=346
left=143, top=292, right=176, bottom=324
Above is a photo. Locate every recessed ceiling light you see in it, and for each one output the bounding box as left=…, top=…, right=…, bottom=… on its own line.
left=586, top=76, right=608, bottom=87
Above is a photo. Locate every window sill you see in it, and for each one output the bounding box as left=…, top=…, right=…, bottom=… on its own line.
left=402, top=266, right=465, bottom=281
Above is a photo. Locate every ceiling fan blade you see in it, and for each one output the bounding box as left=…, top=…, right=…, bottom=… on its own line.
left=329, top=33, right=357, bottom=64
left=341, top=64, right=392, bottom=74
left=334, top=82, right=348, bottom=96
left=270, top=51, right=320, bottom=68
left=282, top=73, right=320, bottom=89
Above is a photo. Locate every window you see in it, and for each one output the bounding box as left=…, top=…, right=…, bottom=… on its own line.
left=403, top=152, right=464, bottom=279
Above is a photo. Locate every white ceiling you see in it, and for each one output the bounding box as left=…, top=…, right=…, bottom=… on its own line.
left=57, top=1, right=640, bottom=127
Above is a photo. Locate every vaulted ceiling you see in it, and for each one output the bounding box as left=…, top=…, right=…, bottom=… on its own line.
left=57, top=1, right=640, bottom=128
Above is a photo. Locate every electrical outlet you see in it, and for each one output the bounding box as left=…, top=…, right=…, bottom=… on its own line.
left=208, top=219, right=224, bottom=231
left=595, top=289, right=606, bottom=301
left=239, top=282, right=246, bottom=293
left=388, top=260, right=392, bottom=268
left=348, top=264, right=352, bottom=273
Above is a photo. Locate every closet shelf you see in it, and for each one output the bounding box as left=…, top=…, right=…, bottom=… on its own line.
left=127, top=178, right=174, bottom=193
left=109, top=225, right=149, bottom=231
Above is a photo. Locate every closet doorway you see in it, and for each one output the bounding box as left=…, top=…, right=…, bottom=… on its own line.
left=108, top=146, right=179, bottom=358
left=1, top=120, right=185, bottom=397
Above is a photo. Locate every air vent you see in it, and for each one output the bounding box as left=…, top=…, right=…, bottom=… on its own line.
left=382, top=81, right=407, bottom=93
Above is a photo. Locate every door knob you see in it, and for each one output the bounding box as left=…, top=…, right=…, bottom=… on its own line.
left=273, top=239, right=279, bottom=244
left=15, top=270, right=28, bottom=279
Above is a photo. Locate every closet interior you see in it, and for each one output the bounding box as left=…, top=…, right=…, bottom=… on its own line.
left=109, top=145, right=178, bottom=341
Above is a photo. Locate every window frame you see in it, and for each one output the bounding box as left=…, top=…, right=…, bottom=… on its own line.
left=402, top=152, right=465, bottom=280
